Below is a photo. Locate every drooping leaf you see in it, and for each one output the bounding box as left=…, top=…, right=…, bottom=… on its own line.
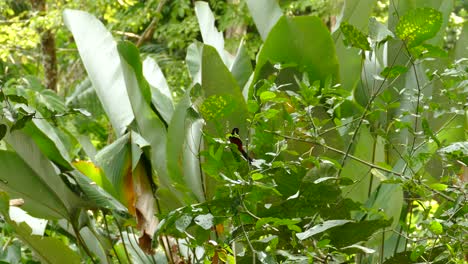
left=63, top=9, right=134, bottom=137
left=340, top=22, right=371, bottom=50
left=2, top=130, right=83, bottom=219
left=0, top=150, right=68, bottom=219
left=117, top=41, right=183, bottom=210
left=11, top=222, right=81, bottom=264
left=395, top=8, right=442, bottom=48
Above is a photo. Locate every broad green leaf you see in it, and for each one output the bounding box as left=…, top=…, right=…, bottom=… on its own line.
left=245, top=0, right=282, bottom=41
left=429, top=183, right=447, bottom=191
left=63, top=9, right=134, bottom=137
left=201, top=45, right=249, bottom=136
left=0, top=150, right=67, bottom=219
left=340, top=22, right=371, bottom=50
left=143, top=57, right=174, bottom=124
left=254, top=16, right=339, bottom=92
left=22, top=110, right=72, bottom=170
left=342, top=127, right=379, bottom=203
left=230, top=39, right=253, bottom=89
left=167, top=88, right=204, bottom=202
left=70, top=170, right=128, bottom=213
left=12, top=222, right=81, bottom=264
left=332, top=0, right=376, bottom=92
left=454, top=22, right=468, bottom=59
left=2, top=130, right=83, bottom=219
left=0, top=191, right=9, bottom=217
left=395, top=8, right=442, bottom=48
left=194, top=1, right=227, bottom=65
left=328, top=219, right=392, bottom=247
left=186, top=41, right=204, bottom=84
left=117, top=41, right=183, bottom=209
left=296, top=220, right=352, bottom=240
left=73, top=160, right=118, bottom=198
left=95, top=134, right=133, bottom=208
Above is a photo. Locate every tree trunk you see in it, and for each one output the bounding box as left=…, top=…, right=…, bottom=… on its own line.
left=31, top=0, right=57, bottom=91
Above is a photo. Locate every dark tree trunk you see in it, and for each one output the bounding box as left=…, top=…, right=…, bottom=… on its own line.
left=31, top=0, right=57, bottom=91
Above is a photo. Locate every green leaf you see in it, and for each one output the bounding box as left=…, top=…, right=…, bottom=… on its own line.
left=245, top=0, right=282, bottom=41
left=428, top=220, right=443, bottom=235
left=117, top=41, right=183, bottom=209
left=194, top=1, right=226, bottom=65
left=296, top=220, right=352, bottom=240
left=340, top=22, right=371, bottom=50
left=186, top=41, right=204, bottom=84
left=410, top=245, right=425, bottom=261
left=63, top=9, right=134, bottom=137
left=201, top=45, right=249, bottom=135
left=429, top=183, right=448, bottom=191
left=10, top=114, right=34, bottom=132
left=6, top=94, right=28, bottom=105
left=12, top=222, right=81, bottom=264
left=0, top=150, right=69, bottom=219
left=380, top=65, right=408, bottom=79
left=422, top=118, right=441, bottom=147
left=329, top=219, right=392, bottom=247
left=22, top=110, right=73, bottom=170
left=260, top=91, right=276, bottom=103
left=194, top=213, right=214, bottom=230
left=253, top=16, right=339, bottom=94
left=230, top=39, right=253, bottom=89
left=395, top=8, right=443, bottom=48
left=143, top=57, right=174, bottom=123
left=0, top=124, right=7, bottom=141
left=167, top=88, right=204, bottom=202
left=251, top=173, right=264, bottom=181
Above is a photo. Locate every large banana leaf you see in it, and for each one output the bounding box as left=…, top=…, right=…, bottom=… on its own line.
left=142, top=57, right=174, bottom=124
left=201, top=45, right=249, bottom=136
left=117, top=41, right=185, bottom=209
left=252, top=15, right=339, bottom=95
left=245, top=0, right=282, bottom=41
left=194, top=1, right=228, bottom=66
left=63, top=9, right=134, bottom=137
left=1, top=130, right=82, bottom=219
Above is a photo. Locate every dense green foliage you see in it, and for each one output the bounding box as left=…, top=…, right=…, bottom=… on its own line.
left=0, top=0, right=467, bottom=263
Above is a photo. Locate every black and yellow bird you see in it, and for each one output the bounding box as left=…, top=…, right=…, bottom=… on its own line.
left=228, top=128, right=252, bottom=163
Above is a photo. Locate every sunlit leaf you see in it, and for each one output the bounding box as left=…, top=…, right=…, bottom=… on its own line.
left=340, top=22, right=371, bottom=50
left=395, top=8, right=442, bottom=48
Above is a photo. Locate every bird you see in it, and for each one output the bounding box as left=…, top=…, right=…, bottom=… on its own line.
left=228, top=128, right=252, bottom=163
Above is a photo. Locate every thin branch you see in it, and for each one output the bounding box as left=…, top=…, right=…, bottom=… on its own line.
left=266, top=130, right=402, bottom=176
left=136, top=0, right=167, bottom=47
